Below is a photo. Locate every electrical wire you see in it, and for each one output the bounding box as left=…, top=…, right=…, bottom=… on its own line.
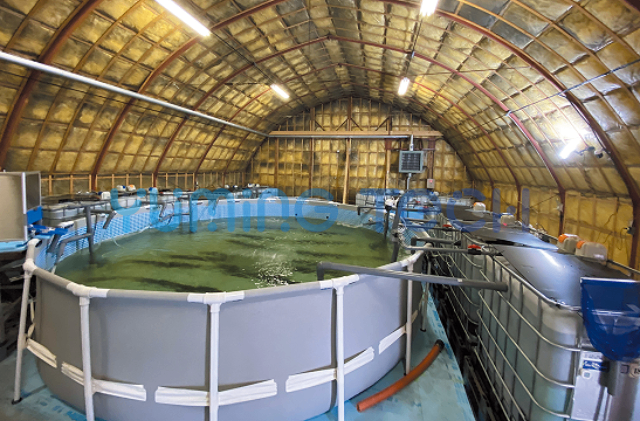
left=401, top=17, right=424, bottom=82
left=527, top=194, right=558, bottom=211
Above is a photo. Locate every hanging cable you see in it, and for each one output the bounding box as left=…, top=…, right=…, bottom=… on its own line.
left=398, top=15, right=424, bottom=96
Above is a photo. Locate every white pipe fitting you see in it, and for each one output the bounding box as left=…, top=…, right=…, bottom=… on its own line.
left=187, top=291, right=245, bottom=305
left=22, top=238, right=41, bottom=275
left=319, top=274, right=360, bottom=290
left=66, top=283, right=109, bottom=299
left=402, top=250, right=424, bottom=267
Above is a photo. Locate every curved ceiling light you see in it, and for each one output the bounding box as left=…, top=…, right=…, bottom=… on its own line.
left=559, top=139, right=580, bottom=159
left=558, top=125, right=584, bottom=159
left=420, top=0, right=439, bottom=17
left=156, top=0, right=211, bottom=37
left=398, top=77, right=411, bottom=96
left=271, top=84, right=290, bottom=100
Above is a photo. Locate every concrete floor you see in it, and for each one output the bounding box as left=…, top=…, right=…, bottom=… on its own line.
left=0, top=296, right=475, bottom=421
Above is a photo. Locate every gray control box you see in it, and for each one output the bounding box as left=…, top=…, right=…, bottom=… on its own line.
left=0, top=172, right=41, bottom=242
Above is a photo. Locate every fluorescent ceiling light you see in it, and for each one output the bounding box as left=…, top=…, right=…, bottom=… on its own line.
left=420, top=0, right=439, bottom=17
left=559, top=138, right=580, bottom=159
left=156, top=0, right=211, bottom=37
left=271, top=84, right=290, bottom=100
left=398, top=77, right=411, bottom=96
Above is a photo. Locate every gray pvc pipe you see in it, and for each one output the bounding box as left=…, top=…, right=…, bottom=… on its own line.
left=410, top=237, right=456, bottom=245
left=403, top=246, right=495, bottom=255
left=316, top=262, right=509, bottom=291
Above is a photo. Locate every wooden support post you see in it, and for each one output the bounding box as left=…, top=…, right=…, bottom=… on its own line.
left=342, top=98, right=352, bottom=204
left=384, top=118, right=392, bottom=191
left=426, top=139, right=436, bottom=180
left=343, top=139, right=351, bottom=204
left=275, top=138, right=279, bottom=188
left=558, top=190, right=566, bottom=237
left=309, top=107, right=315, bottom=191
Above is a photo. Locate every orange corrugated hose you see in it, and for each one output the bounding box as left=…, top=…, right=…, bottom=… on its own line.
left=356, top=340, right=445, bottom=412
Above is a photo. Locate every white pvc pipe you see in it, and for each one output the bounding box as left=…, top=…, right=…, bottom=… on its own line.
left=336, top=286, right=345, bottom=421
left=209, top=303, right=221, bottom=421
left=0, top=51, right=267, bottom=138
left=405, top=265, right=413, bottom=375
left=13, top=239, right=40, bottom=404
left=79, top=297, right=95, bottom=421
left=12, top=269, right=31, bottom=403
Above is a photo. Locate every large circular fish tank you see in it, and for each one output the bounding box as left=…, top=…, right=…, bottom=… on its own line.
left=30, top=198, right=423, bottom=421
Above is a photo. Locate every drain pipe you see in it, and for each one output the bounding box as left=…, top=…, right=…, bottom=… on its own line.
left=12, top=239, right=40, bottom=404
left=357, top=340, right=445, bottom=412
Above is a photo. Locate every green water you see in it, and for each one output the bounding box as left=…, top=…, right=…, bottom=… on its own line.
left=56, top=218, right=396, bottom=292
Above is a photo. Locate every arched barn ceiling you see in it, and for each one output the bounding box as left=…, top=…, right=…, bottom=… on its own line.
left=0, top=0, right=640, bottom=205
